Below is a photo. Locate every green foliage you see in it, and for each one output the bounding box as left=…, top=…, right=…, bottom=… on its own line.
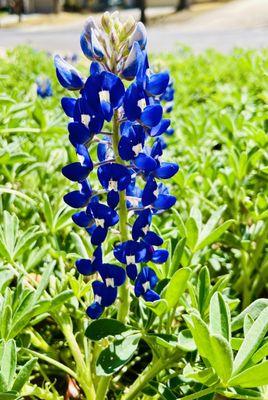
left=0, top=46, right=267, bottom=399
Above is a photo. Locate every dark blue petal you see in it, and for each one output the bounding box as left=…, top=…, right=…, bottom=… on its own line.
left=144, top=231, right=163, bottom=246
left=61, top=97, right=76, bottom=117
left=80, top=32, right=94, bottom=60
left=101, top=101, right=113, bottom=122
left=97, top=163, right=131, bottom=191
left=91, top=226, right=108, bottom=245
left=72, top=211, right=92, bottom=227
left=134, top=153, right=157, bottom=172
left=142, top=176, right=157, bottom=206
left=88, top=202, right=119, bottom=226
left=155, top=162, right=179, bottom=179
left=151, top=249, right=169, bottom=264
left=101, top=71, right=125, bottom=109
left=124, top=83, right=141, bottom=121
left=99, top=263, right=126, bottom=287
left=100, top=285, right=118, bottom=307
left=141, top=105, right=163, bottom=127
left=54, top=55, right=84, bottom=90
left=149, top=119, right=170, bottom=137
left=76, top=145, right=93, bottom=169
left=126, top=264, right=138, bottom=280
left=63, top=190, right=89, bottom=208
left=146, top=72, right=170, bottom=96
left=153, top=194, right=176, bottom=210
left=107, top=190, right=119, bottom=209
left=143, top=289, right=160, bottom=302
left=76, top=259, right=97, bottom=275
left=68, top=122, right=92, bottom=147
left=86, top=302, right=103, bottom=319
left=62, top=163, right=91, bottom=182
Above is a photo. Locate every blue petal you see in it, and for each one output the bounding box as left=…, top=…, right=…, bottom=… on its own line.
left=129, top=22, right=147, bottom=50
left=97, top=163, right=131, bottom=191
left=126, top=264, right=138, bottom=280
left=88, top=202, right=119, bottom=226
left=123, top=83, right=141, bottom=121
left=142, top=176, right=157, bottom=206
left=107, top=190, right=119, bottom=209
left=143, top=289, right=160, bottom=302
left=54, top=55, right=84, bottom=90
left=62, top=163, right=91, bottom=182
left=68, top=122, right=92, bottom=147
left=72, top=211, right=92, bottom=227
left=146, top=72, right=170, bottom=96
left=134, top=153, right=157, bottom=172
left=101, top=101, right=113, bottom=122
left=91, top=226, right=108, bottom=245
left=101, top=71, right=125, bottom=109
left=86, top=302, right=103, bottom=319
left=99, top=263, right=126, bottom=287
left=141, top=105, right=163, bottom=127
left=63, top=190, right=89, bottom=208
left=80, top=32, right=94, bottom=60
left=144, top=231, right=163, bottom=246
left=151, top=249, right=169, bottom=264
left=155, top=162, right=179, bottom=179
left=149, top=119, right=170, bottom=137
left=153, top=194, right=176, bottom=210
left=61, top=97, right=76, bottom=117
left=76, top=259, right=97, bottom=275
left=76, top=145, right=93, bottom=169
left=121, top=42, right=143, bottom=80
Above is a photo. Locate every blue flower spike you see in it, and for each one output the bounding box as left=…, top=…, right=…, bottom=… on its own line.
left=56, top=12, right=178, bottom=319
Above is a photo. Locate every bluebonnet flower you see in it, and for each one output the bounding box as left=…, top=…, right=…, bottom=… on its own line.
left=134, top=266, right=160, bottom=302
left=36, top=77, right=53, bottom=98
left=55, top=12, right=178, bottom=319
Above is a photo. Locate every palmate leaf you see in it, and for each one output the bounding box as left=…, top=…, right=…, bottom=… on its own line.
left=96, top=332, right=141, bottom=376
left=85, top=319, right=132, bottom=341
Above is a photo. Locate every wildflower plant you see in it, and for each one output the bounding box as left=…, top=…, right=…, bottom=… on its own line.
left=55, top=12, right=178, bottom=320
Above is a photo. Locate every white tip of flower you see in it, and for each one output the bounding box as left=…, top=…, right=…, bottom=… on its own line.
left=129, top=22, right=147, bottom=49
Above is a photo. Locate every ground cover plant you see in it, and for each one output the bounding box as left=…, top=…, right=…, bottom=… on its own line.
left=0, top=13, right=267, bottom=399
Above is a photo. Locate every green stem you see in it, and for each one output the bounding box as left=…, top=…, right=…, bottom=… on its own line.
left=96, top=376, right=111, bottom=400
left=54, top=314, right=96, bottom=400
left=121, top=357, right=170, bottom=400
left=112, top=111, right=130, bottom=323
left=178, top=384, right=219, bottom=400
left=24, top=348, right=78, bottom=380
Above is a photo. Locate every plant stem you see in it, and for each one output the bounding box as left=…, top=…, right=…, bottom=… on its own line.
left=178, top=384, right=219, bottom=400
left=121, top=357, right=170, bottom=400
left=54, top=313, right=96, bottom=400
left=24, top=348, right=78, bottom=380
left=112, top=110, right=131, bottom=323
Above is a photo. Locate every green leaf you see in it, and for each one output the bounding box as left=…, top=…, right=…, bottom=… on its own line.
left=164, top=268, right=191, bottom=310
left=185, top=313, right=211, bottom=359
left=12, top=358, right=37, bottom=392
left=228, top=360, right=268, bottom=388
left=251, top=338, right=268, bottom=364
left=185, top=217, right=199, bottom=251
left=243, top=314, right=254, bottom=336
left=169, top=238, right=186, bottom=276
left=31, top=263, right=55, bottom=304
left=50, top=290, right=73, bottom=311
left=145, top=299, right=168, bottom=316
left=195, top=219, right=234, bottom=251
left=177, top=329, right=196, bottom=352
left=210, top=334, right=233, bottom=383
left=1, top=306, right=12, bottom=341
left=233, top=307, right=268, bottom=374
left=198, top=266, right=210, bottom=317
left=231, top=299, right=268, bottom=331
left=0, top=392, right=18, bottom=400
left=96, top=333, right=141, bottom=376
left=197, top=206, right=226, bottom=244
left=0, top=340, right=16, bottom=391
left=172, top=209, right=186, bottom=238
left=209, top=292, right=231, bottom=341
left=85, top=319, right=132, bottom=341
left=184, top=365, right=217, bottom=385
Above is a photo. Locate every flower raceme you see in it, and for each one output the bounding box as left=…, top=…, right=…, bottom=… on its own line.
left=55, top=12, right=179, bottom=319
